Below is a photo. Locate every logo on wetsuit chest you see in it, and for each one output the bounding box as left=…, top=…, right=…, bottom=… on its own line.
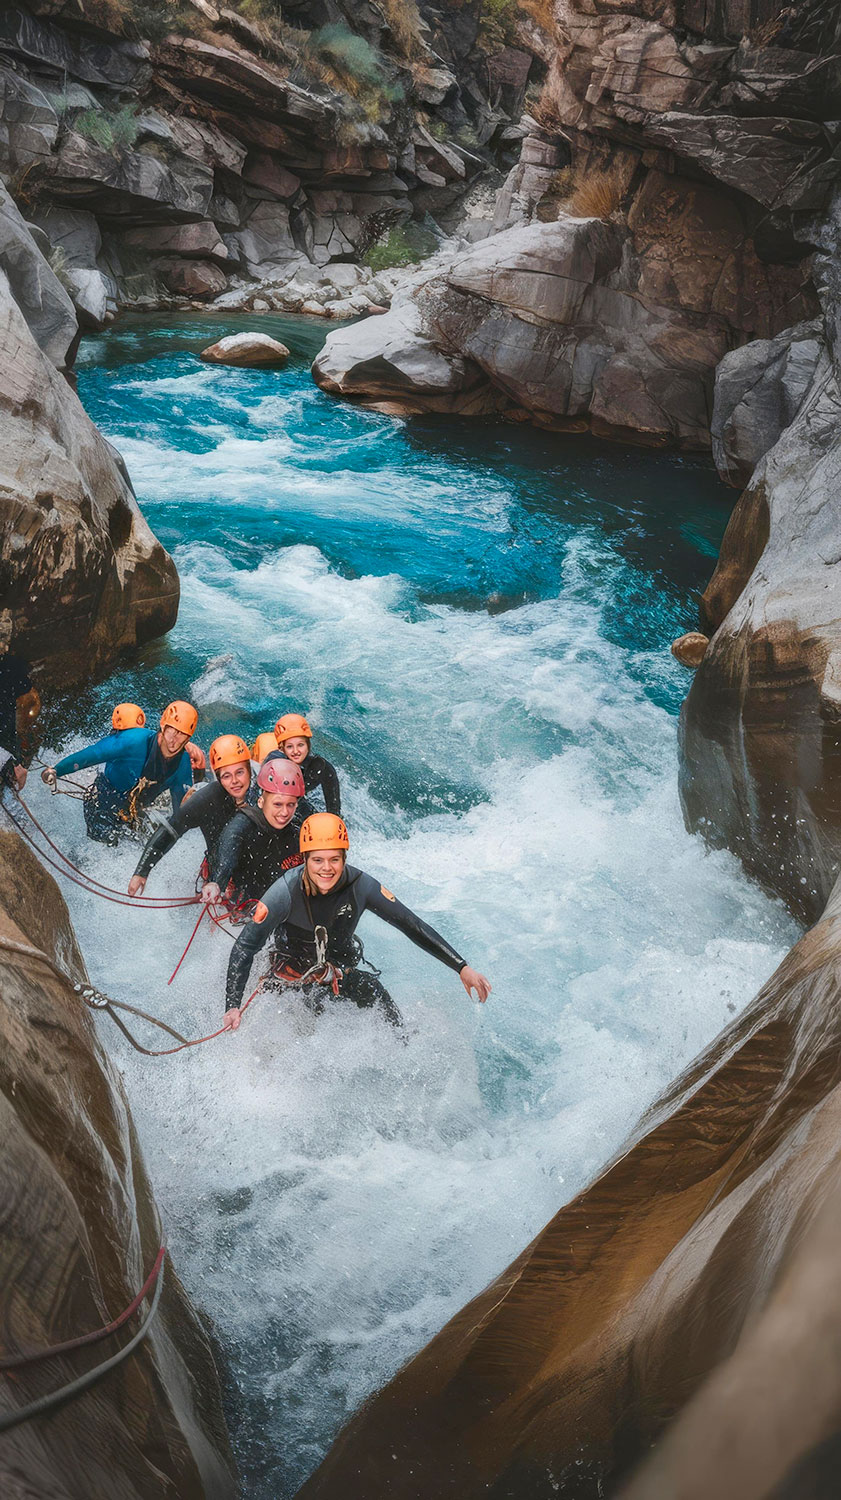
left=336, top=902, right=353, bottom=918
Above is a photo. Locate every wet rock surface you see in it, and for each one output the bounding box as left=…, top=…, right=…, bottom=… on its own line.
left=0, top=828, right=237, bottom=1499
left=0, top=222, right=179, bottom=683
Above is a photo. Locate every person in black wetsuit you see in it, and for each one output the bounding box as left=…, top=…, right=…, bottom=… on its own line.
left=128, top=734, right=254, bottom=897
left=222, top=811, right=492, bottom=1031
left=201, top=753, right=313, bottom=905
left=0, top=643, right=38, bottom=781
left=274, top=713, right=341, bottom=815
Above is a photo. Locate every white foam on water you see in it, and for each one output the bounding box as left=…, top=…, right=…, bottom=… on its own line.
left=25, top=537, right=799, bottom=1496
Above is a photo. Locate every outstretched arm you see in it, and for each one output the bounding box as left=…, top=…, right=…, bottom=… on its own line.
left=361, top=877, right=491, bottom=1001
left=52, top=731, right=126, bottom=778
left=223, top=876, right=293, bottom=1027
left=129, top=787, right=211, bottom=894
left=320, top=760, right=341, bottom=815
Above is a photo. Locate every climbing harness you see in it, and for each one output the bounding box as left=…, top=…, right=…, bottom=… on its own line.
left=0, top=1243, right=166, bottom=1434
left=268, top=925, right=343, bottom=996
left=117, top=775, right=152, bottom=829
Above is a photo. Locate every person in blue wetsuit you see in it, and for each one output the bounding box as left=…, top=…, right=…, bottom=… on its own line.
left=41, top=700, right=199, bottom=846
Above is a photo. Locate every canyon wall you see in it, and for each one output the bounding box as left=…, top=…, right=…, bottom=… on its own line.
left=0, top=827, right=238, bottom=1498
left=313, top=0, right=839, bottom=442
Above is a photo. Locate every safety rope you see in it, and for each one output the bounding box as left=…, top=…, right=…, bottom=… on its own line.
left=167, top=905, right=207, bottom=985
left=4, top=791, right=199, bottom=909
left=0, top=1247, right=165, bottom=1434
left=0, top=1245, right=166, bottom=1372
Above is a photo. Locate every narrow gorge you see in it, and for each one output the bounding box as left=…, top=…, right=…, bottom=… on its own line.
left=1, top=0, right=841, bottom=1497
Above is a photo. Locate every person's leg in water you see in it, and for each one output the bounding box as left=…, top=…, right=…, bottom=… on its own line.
left=83, top=774, right=126, bottom=846
left=340, top=966, right=403, bottom=1027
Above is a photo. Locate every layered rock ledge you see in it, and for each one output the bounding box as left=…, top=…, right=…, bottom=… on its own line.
left=0, top=827, right=237, bottom=1498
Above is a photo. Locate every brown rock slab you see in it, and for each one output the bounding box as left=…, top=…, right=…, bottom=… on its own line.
left=122, top=220, right=228, bottom=261
left=200, top=331, right=290, bottom=366
left=298, top=871, right=841, bottom=1499
left=0, top=828, right=238, bottom=1497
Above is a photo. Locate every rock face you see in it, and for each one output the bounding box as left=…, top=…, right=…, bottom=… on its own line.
left=0, top=827, right=238, bottom=1498
left=299, top=873, right=841, bottom=1499
left=711, top=318, right=824, bottom=487
left=200, top=331, right=291, bottom=366
left=314, top=191, right=814, bottom=444
left=0, top=0, right=544, bottom=315
left=315, top=0, right=838, bottom=443
left=681, top=338, right=841, bottom=923
left=0, top=251, right=179, bottom=682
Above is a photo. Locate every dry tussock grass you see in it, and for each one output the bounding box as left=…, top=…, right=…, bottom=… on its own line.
left=551, top=162, right=626, bottom=219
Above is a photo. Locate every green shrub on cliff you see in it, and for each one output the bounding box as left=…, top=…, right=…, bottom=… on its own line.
left=74, top=105, right=139, bottom=152
left=363, top=222, right=437, bottom=271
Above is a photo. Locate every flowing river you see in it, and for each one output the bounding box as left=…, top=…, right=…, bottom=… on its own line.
left=33, top=313, right=798, bottom=1495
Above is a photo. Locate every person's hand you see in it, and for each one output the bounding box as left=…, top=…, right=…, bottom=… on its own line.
left=201, top=881, right=221, bottom=905
left=13, top=764, right=27, bottom=790
left=128, top=874, right=147, bottom=897
left=460, top=966, right=491, bottom=1003
left=222, top=1008, right=241, bottom=1032
left=186, top=742, right=206, bottom=771
left=41, top=766, right=57, bottom=790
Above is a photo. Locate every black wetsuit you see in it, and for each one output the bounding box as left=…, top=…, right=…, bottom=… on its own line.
left=225, top=863, right=467, bottom=1025
left=133, top=778, right=253, bottom=883
left=212, top=799, right=313, bottom=900
left=0, top=653, right=32, bottom=762
left=300, top=752, right=341, bottom=815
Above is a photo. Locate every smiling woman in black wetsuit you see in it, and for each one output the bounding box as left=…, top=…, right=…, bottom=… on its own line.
left=222, top=812, right=491, bottom=1031
left=274, top=713, right=341, bottom=814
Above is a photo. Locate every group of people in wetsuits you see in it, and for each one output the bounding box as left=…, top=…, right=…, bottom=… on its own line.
left=36, top=699, right=492, bottom=1029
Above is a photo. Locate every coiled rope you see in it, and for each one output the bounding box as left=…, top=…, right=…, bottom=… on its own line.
left=0, top=1244, right=166, bottom=1434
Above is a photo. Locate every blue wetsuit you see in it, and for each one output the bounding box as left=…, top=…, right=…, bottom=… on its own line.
left=54, top=727, right=193, bottom=845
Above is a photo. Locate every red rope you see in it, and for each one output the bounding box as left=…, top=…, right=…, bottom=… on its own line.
left=0, top=1244, right=166, bottom=1372
left=167, top=904, right=207, bottom=985
left=6, top=797, right=199, bottom=910
left=125, top=981, right=264, bottom=1056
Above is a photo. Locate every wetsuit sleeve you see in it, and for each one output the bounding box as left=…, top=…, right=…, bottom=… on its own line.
left=212, top=812, right=249, bottom=890
left=54, top=731, right=125, bottom=777
left=359, top=874, right=466, bottom=973
left=225, top=877, right=294, bottom=1009
left=170, top=753, right=194, bottom=810
left=0, top=744, right=19, bottom=787
left=133, top=785, right=210, bottom=879
left=320, top=759, right=341, bottom=815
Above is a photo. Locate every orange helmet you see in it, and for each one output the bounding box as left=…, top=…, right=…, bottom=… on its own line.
left=209, top=734, right=251, bottom=774
left=160, top=700, right=198, bottom=736
left=300, top=812, right=349, bottom=853
left=112, top=702, right=146, bottom=730
left=252, top=731, right=280, bottom=763
left=275, top=713, right=312, bottom=742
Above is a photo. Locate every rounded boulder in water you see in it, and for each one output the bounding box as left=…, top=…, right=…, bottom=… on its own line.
left=200, top=331, right=291, bottom=367
left=671, top=631, right=710, bottom=668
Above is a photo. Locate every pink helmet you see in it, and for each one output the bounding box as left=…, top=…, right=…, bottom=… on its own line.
left=257, top=754, right=305, bottom=798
